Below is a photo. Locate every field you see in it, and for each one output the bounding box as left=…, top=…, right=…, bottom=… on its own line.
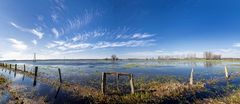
left=0, top=59, right=240, bottom=103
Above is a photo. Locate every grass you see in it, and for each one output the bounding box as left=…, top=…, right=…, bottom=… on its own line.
left=195, top=88, right=240, bottom=103
left=93, top=81, right=205, bottom=103
left=123, top=63, right=140, bottom=69
left=0, top=76, right=6, bottom=85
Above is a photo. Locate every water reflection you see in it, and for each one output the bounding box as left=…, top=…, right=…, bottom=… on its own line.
left=54, top=85, right=61, bottom=99
left=14, top=70, right=16, bottom=78
left=22, top=73, right=25, bottom=81
left=204, top=61, right=222, bottom=68
left=33, top=75, right=37, bottom=87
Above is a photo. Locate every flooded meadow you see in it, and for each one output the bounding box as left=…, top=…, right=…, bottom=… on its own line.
left=0, top=59, right=240, bottom=103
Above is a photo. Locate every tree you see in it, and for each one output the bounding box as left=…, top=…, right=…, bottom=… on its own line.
left=111, top=54, right=118, bottom=61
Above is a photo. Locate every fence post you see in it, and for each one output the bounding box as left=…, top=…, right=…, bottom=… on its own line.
left=116, top=73, right=120, bottom=91
left=101, top=72, right=106, bottom=94
left=189, top=68, right=194, bottom=85
left=15, top=64, right=17, bottom=70
left=225, top=66, right=229, bottom=79
left=23, top=64, right=26, bottom=72
left=129, top=74, right=135, bottom=94
left=58, top=68, right=62, bottom=83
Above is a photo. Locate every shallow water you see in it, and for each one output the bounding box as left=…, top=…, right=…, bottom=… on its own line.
left=1, top=60, right=240, bottom=102
left=0, top=67, right=93, bottom=103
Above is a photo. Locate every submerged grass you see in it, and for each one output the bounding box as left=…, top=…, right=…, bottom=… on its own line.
left=196, top=88, right=240, bottom=104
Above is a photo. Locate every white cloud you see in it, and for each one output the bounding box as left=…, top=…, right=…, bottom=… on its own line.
left=32, top=39, right=37, bottom=45
left=46, top=43, right=58, bottom=48
left=72, top=30, right=105, bottom=42
left=131, top=33, right=153, bottom=39
left=8, top=38, right=27, bottom=51
left=10, top=22, right=44, bottom=39
left=31, top=29, right=44, bottom=39
left=51, top=28, right=60, bottom=38
left=233, top=43, right=240, bottom=47
left=53, top=0, right=65, bottom=11
left=51, top=14, right=58, bottom=21
left=63, top=10, right=100, bottom=33
left=46, top=39, right=154, bottom=53
left=115, top=33, right=154, bottom=39
left=94, top=40, right=151, bottom=49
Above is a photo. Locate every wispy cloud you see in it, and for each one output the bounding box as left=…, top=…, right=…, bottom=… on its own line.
left=63, top=10, right=101, bottom=33
left=37, top=15, right=44, bottom=21
left=233, top=43, right=240, bottom=47
left=10, top=22, right=44, bottom=39
left=46, top=39, right=154, bottom=53
left=8, top=38, right=27, bottom=51
left=32, top=39, right=37, bottom=45
left=94, top=40, right=154, bottom=49
left=51, top=0, right=65, bottom=22
left=53, top=0, right=65, bottom=11
left=72, top=30, right=106, bottom=42
left=116, top=33, right=154, bottom=39
left=51, top=28, right=60, bottom=38
left=131, top=33, right=154, bottom=39
left=51, top=14, right=58, bottom=22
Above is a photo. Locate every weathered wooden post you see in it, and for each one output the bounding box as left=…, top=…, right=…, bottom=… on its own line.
left=101, top=72, right=106, bottom=94
left=15, top=64, right=17, bottom=70
left=225, top=66, right=229, bottom=79
left=58, top=68, right=62, bottom=83
left=116, top=73, right=120, bottom=91
left=129, top=74, right=135, bottom=94
left=33, top=66, right=38, bottom=86
left=189, top=68, right=194, bottom=85
left=10, top=64, right=11, bottom=69
left=23, top=64, right=26, bottom=72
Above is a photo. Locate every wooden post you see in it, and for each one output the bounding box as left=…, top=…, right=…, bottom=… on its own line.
left=33, top=66, right=38, bottom=86
left=15, top=64, right=17, bottom=70
left=23, top=64, right=26, bottom=72
left=58, top=68, right=62, bottom=83
left=101, top=72, right=106, bottom=94
left=189, top=68, right=194, bottom=85
left=10, top=64, right=11, bottom=69
left=129, top=74, right=135, bottom=94
left=225, top=66, right=229, bottom=78
left=116, top=73, right=120, bottom=91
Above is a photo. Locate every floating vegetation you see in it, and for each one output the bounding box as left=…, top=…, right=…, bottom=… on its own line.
left=123, top=63, right=140, bottom=69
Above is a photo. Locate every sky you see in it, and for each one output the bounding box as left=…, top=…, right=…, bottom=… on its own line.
left=1, top=0, right=240, bottom=60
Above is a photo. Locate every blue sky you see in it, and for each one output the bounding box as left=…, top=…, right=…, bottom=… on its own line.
left=1, top=0, right=240, bottom=59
